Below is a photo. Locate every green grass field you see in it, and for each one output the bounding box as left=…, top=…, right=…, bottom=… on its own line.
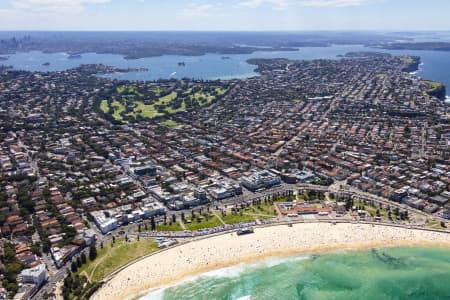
left=100, top=100, right=109, bottom=113
left=158, top=91, right=178, bottom=104
left=156, top=221, right=183, bottom=231
left=111, top=100, right=126, bottom=120
left=77, top=238, right=159, bottom=282
left=219, top=212, right=256, bottom=224
left=149, top=86, right=164, bottom=96
left=184, top=215, right=223, bottom=230
left=353, top=200, right=398, bottom=220
left=117, top=84, right=144, bottom=97
left=160, top=120, right=178, bottom=127
left=131, top=101, right=164, bottom=118
left=215, top=87, right=228, bottom=96
left=426, top=219, right=446, bottom=229
left=422, top=80, right=444, bottom=89
left=243, top=204, right=278, bottom=216
left=401, top=57, right=416, bottom=64
left=165, top=100, right=186, bottom=114
left=102, top=84, right=229, bottom=121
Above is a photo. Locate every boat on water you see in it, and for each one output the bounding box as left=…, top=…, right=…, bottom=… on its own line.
left=42, top=62, right=50, bottom=66
left=236, top=227, right=254, bottom=236
left=178, top=62, right=186, bottom=66
left=221, top=56, right=231, bottom=60
left=68, top=53, right=82, bottom=59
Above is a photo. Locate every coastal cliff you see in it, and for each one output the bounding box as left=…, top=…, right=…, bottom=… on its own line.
left=401, top=56, right=420, bottom=73
left=422, top=80, right=446, bottom=100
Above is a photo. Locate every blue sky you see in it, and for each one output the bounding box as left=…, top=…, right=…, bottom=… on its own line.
left=0, top=0, right=449, bottom=31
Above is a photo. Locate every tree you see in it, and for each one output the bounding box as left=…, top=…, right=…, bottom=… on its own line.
left=151, top=216, right=156, bottom=231
left=76, top=256, right=82, bottom=268
left=89, top=245, right=97, bottom=261
left=81, top=252, right=87, bottom=264
left=30, top=242, right=42, bottom=257
left=71, top=261, right=78, bottom=273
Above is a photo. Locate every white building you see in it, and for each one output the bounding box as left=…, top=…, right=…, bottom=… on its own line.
left=241, top=170, right=281, bottom=191
left=90, top=211, right=118, bottom=234
left=20, top=264, right=48, bottom=287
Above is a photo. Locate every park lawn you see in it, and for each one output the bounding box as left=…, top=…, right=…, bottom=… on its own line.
left=165, top=100, right=186, bottom=114
left=78, top=238, right=158, bottom=282
left=422, top=80, right=444, bottom=90
left=401, top=57, right=416, bottom=64
left=157, top=92, right=178, bottom=104
left=117, top=84, right=144, bottom=97
left=100, top=100, right=109, bottom=113
left=131, top=101, right=164, bottom=118
left=117, top=85, right=127, bottom=94
left=220, top=212, right=256, bottom=224
left=245, top=203, right=278, bottom=216
left=184, top=215, right=223, bottom=230
left=149, top=86, right=164, bottom=96
left=353, top=200, right=397, bottom=220
left=215, top=87, right=228, bottom=96
left=155, top=221, right=183, bottom=231
left=160, top=120, right=178, bottom=127
left=111, top=100, right=126, bottom=120
left=272, top=196, right=291, bottom=203
left=183, top=87, right=193, bottom=95
left=129, top=92, right=179, bottom=118
left=193, top=92, right=215, bottom=106
left=426, top=219, right=446, bottom=229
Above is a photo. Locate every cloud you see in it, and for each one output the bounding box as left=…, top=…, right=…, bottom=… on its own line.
left=299, top=0, right=368, bottom=7
left=179, top=3, right=222, bottom=17
left=8, top=0, right=111, bottom=14
left=238, top=0, right=289, bottom=10
left=238, top=0, right=369, bottom=9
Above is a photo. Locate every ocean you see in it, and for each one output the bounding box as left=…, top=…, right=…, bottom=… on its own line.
left=139, top=247, right=450, bottom=300
left=2, top=45, right=450, bottom=96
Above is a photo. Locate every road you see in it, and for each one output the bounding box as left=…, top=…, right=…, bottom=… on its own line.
left=31, top=180, right=447, bottom=298
left=32, top=267, right=67, bottom=300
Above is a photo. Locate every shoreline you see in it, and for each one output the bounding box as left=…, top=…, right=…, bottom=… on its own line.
left=133, top=240, right=450, bottom=300
left=92, top=223, right=450, bottom=300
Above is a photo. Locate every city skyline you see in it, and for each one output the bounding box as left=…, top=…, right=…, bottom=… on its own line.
left=1, top=0, right=450, bottom=31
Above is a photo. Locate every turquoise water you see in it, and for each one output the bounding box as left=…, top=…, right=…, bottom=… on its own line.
left=2, top=45, right=450, bottom=96
left=140, top=247, right=450, bottom=300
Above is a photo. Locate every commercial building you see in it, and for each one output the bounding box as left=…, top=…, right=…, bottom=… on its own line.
left=20, top=264, right=48, bottom=287
left=241, top=170, right=281, bottom=191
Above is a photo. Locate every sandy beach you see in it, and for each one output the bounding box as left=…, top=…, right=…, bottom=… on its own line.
left=92, top=223, right=450, bottom=300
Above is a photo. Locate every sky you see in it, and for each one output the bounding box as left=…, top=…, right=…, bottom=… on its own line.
left=0, top=0, right=449, bottom=31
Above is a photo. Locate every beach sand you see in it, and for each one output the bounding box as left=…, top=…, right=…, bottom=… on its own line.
left=92, top=223, right=450, bottom=300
